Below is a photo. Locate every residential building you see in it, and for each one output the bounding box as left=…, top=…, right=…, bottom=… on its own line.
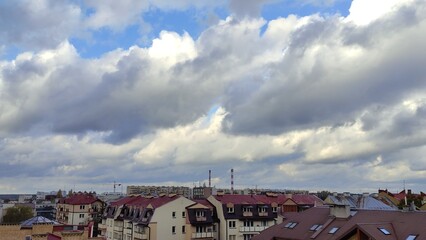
left=56, top=192, right=104, bottom=226
left=126, top=185, right=192, bottom=198
left=324, top=192, right=395, bottom=210
left=100, top=194, right=198, bottom=240
left=253, top=204, right=426, bottom=240
left=192, top=186, right=214, bottom=199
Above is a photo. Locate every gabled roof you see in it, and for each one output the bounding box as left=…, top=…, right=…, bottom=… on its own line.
left=254, top=206, right=426, bottom=240
left=58, top=193, right=102, bottom=205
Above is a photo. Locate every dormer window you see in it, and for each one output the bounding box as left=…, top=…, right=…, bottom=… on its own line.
left=242, top=206, right=252, bottom=212
left=258, top=206, right=267, bottom=212
left=227, top=207, right=234, bottom=213
left=196, top=211, right=205, bottom=217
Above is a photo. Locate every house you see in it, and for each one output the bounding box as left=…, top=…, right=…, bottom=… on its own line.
left=56, top=192, right=104, bottom=226
left=100, top=194, right=197, bottom=240
left=253, top=205, right=426, bottom=240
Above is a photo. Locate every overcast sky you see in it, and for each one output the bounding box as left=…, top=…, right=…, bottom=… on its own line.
left=1, top=0, right=425, bottom=194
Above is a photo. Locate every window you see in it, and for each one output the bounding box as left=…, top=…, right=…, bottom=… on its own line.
left=80, top=205, right=85, bottom=210
left=172, top=211, right=176, bottom=218
left=182, top=226, right=185, bottom=233
left=229, top=220, right=236, bottom=228
left=329, top=227, right=339, bottom=234
left=261, top=220, right=268, bottom=227
left=227, top=207, right=234, bottom=213
left=242, top=206, right=252, bottom=212
left=79, top=213, right=84, bottom=218
left=243, top=221, right=253, bottom=227
left=182, top=211, right=186, bottom=218
left=25, top=236, right=32, bottom=240
left=196, top=211, right=205, bottom=217
left=406, top=235, right=418, bottom=240
left=243, top=234, right=254, bottom=240
left=258, top=206, right=267, bottom=212
left=310, top=225, right=322, bottom=231
left=272, top=207, right=277, bottom=213
left=378, top=228, right=391, bottom=235
left=229, top=235, right=236, bottom=240
left=284, top=222, right=298, bottom=229
left=172, top=226, right=176, bottom=234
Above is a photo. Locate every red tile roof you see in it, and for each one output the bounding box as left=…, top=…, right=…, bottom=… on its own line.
left=58, top=193, right=101, bottom=205
left=110, top=194, right=181, bottom=209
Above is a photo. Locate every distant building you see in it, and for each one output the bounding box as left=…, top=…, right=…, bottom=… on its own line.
left=192, top=186, right=214, bottom=199
left=253, top=205, right=426, bottom=240
left=126, top=185, right=191, bottom=198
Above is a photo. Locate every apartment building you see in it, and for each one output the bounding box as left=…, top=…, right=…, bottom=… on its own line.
left=56, top=192, right=104, bottom=225
left=100, top=194, right=197, bottom=240
left=126, top=185, right=191, bottom=198
left=254, top=204, right=426, bottom=240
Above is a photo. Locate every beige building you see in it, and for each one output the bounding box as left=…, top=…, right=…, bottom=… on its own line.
left=56, top=192, right=104, bottom=226
left=126, top=185, right=191, bottom=198
left=100, top=194, right=217, bottom=240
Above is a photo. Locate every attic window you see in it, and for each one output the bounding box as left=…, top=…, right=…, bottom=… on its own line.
left=329, top=227, right=339, bottom=234
left=378, top=228, right=391, bottom=235
left=284, top=222, right=298, bottom=229
left=406, top=235, right=418, bottom=240
left=310, top=225, right=322, bottom=231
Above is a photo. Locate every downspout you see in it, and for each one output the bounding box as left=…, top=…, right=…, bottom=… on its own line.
left=226, top=219, right=228, bottom=240
left=147, top=225, right=151, bottom=240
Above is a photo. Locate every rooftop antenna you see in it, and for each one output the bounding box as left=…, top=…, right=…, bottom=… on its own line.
left=231, top=168, right=234, bottom=194
left=209, top=170, right=211, bottom=188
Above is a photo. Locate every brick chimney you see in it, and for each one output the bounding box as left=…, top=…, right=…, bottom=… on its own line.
left=329, top=204, right=351, bottom=219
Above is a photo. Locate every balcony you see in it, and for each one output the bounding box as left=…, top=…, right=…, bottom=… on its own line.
left=239, top=226, right=269, bottom=232
left=113, top=226, right=123, bottom=232
left=196, top=216, right=207, bottom=221
left=134, top=232, right=148, bottom=239
left=242, top=212, right=253, bottom=217
left=258, top=212, right=268, bottom=217
left=192, top=232, right=214, bottom=238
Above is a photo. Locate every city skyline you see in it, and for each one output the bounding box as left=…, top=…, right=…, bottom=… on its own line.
left=1, top=0, right=426, bottom=194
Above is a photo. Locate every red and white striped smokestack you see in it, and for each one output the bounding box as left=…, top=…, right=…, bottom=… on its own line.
left=209, top=170, right=211, bottom=188
left=231, top=168, right=234, bottom=193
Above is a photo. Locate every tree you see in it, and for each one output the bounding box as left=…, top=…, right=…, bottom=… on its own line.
left=56, top=189, right=63, bottom=198
left=3, top=205, right=34, bottom=224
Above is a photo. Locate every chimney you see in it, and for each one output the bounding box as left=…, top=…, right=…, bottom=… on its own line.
left=209, top=170, right=211, bottom=188
left=329, top=204, right=351, bottom=219
left=408, top=189, right=412, bottom=195
left=231, top=169, right=234, bottom=194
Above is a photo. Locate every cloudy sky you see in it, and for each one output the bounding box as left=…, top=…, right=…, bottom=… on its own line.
left=1, top=0, right=426, bottom=194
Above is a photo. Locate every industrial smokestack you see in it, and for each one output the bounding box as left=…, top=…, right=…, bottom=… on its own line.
left=209, top=170, right=211, bottom=188
left=231, top=169, right=234, bottom=194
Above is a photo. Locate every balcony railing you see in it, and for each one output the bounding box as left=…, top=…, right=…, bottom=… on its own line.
left=134, top=232, right=148, bottom=239
left=239, top=226, right=269, bottom=232
left=196, top=216, right=207, bottom=221
left=242, top=212, right=253, bottom=217
left=192, top=232, right=214, bottom=238
left=258, top=212, right=268, bottom=216
left=113, top=226, right=123, bottom=232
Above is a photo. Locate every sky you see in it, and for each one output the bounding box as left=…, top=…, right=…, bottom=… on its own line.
left=1, top=0, right=426, bottom=194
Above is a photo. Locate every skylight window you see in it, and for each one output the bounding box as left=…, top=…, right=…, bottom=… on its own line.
left=329, top=227, right=339, bottom=234
left=284, top=222, right=293, bottom=228
left=310, top=224, right=322, bottom=231
left=406, top=235, right=418, bottom=240
left=378, top=228, right=391, bottom=235
left=289, top=222, right=298, bottom=229
left=284, top=222, right=298, bottom=229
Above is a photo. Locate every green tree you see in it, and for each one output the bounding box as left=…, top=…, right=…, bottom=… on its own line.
left=3, top=205, right=34, bottom=224
left=56, top=189, right=63, bottom=198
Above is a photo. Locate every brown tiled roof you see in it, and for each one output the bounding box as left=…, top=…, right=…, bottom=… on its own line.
left=254, top=206, right=426, bottom=240
left=58, top=193, right=101, bottom=205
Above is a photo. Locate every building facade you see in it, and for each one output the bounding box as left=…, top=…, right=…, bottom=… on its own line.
left=56, top=192, right=104, bottom=226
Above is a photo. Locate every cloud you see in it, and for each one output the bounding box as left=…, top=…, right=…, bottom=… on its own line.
left=0, top=0, right=82, bottom=50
